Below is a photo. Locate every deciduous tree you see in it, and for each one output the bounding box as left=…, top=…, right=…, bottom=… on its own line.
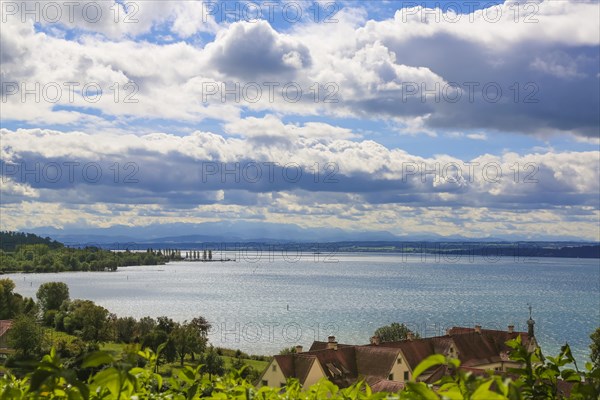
left=37, top=282, right=70, bottom=314
left=373, top=322, right=419, bottom=343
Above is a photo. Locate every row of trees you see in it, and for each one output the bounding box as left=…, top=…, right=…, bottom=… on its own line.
left=186, top=250, right=213, bottom=260
left=5, top=279, right=233, bottom=380
left=0, top=245, right=169, bottom=273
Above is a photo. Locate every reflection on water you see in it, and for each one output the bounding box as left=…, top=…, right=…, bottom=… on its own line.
left=7, top=253, right=599, bottom=364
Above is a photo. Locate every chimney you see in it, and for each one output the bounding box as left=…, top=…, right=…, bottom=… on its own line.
left=407, top=332, right=414, bottom=341
left=295, top=345, right=303, bottom=353
left=508, top=325, right=514, bottom=333
left=370, top=336, right=381, bottom=346
left=327, top=335, right=338, bottom=350
left=445, top=328, right=451, bottom=336
left=474, top=325, right=482, bottom=334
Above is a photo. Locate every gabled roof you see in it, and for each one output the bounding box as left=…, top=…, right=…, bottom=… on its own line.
left=376, top=339, right=435, bottom=371
left=273, top=354, right=317, bottom=385
left=310, top=346, right=358, bottom=386
left=355, top=346, right=400, bottom=378
left=0, top=320, right=12, bottom=338
left=374, top=327, right=531, bottom=371
left=448, top=328, right=529, bottom=366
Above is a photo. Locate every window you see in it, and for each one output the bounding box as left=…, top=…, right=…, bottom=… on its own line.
left=272, top=364, right=276, bottom=371
left=404, top=371, right=409, bottom=381
left=388, top=374, right=394, bottom=380
left=397, top=358, right=402, bottom=364
left=261, top=380, right=268, bottom=387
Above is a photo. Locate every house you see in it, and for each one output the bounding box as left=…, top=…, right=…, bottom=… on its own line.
left=258, top=321, right=538, bottom=392
left=0, top=320, right=12, bottom=349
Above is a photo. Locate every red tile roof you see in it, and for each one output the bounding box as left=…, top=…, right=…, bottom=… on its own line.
left=268, top=326, right=535, bottom=392
left=273, top=354, right=317, bottom=384
left=0, top=320, right=12, bottom=338
left=370, top=379, right=405, bottom=393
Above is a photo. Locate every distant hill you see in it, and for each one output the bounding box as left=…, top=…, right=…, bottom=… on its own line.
left=30, top=221, right=402, bottom=244
left=0, top=231, right=63, bottom=252
left=30, top=221, right=596, bottom=245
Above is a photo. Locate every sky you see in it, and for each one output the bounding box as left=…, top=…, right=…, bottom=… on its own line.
left=0, top=0, right=599, bottom=240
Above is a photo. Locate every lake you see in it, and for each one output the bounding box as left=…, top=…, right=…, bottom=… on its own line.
left=6, top=252, right=599, bottom=365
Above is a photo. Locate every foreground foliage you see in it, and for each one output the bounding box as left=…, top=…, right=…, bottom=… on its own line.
left=1, top=337, right=599, bottom=399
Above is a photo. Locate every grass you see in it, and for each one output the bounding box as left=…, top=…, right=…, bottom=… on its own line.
left=100, top=342, right=127, bottom=353
left=98, top=342, right=270, bottom=376
left=222, top=355, right=269, bottom=371
left=43, top=328, right=78, bottom=346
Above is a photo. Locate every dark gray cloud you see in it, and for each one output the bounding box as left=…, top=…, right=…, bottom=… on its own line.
left=204, top=21, right=312, bottom=81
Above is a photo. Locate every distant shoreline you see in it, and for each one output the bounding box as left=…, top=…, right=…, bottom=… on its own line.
left=104, top=242, right=600, bottom=259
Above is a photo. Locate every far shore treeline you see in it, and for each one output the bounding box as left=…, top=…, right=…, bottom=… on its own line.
left=0, top=231, right=174, bottom=274
left=1, top=231, right=599, bottom=274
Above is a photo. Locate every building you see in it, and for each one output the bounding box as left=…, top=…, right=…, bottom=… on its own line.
left=0, top=319, right=14, bottom=370
left=0, top=320, right=12, bottom=350
left=258, top=323, right=538, bottom=392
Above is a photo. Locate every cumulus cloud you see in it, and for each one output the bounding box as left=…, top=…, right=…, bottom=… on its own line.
left=2, top=0, right=598, bottom=137
left=1, top=128, right=598, bottom=210
left=1, top=1, right=598, bottom=240
left=203, top=21, right=312, bottom=80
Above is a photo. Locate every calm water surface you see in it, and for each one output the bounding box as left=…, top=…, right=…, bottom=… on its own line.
left=7, top=253, right=599, bottom=365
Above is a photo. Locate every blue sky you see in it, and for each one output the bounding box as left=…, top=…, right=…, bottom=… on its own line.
left=1, top=0, right=599, bottom=240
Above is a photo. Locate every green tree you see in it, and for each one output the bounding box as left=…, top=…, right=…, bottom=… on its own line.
left=230, top=355, right=256, bottom=380
left=190, top=316, right=211, bottom=336
left=113, top=317, right=137, bottom=343
left=373, top=322, right=419, bottom=343
left=8, top=314, right=43, bottom=358
left=0, top=279, right=35, bottom=319
left=591, top=327, right=600, bottom=369
left=171, top=322, right=200, bottom=366
left=279, top=346, right=297, bottom=355
left=188, top=317, right=210, bottom=360
left=36, top=282, right=70, bottom=314
left=137, top=316, right=156, bottom=337
left=57, top=300, right=110, bottom=342
left=141, top=316, right=177, bottom=368
left=201, top=346, right=225, bottom=379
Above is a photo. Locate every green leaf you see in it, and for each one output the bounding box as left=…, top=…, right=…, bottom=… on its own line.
left=82, top=351, right=114, bottom=368
left=406, top=382, right=440, bottom=400
left=471, top=380, right=507, bottom=400
left=412, top=354, right=447, bottom=380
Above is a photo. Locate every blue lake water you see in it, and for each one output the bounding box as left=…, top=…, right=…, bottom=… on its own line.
left=6, top=253, right=599, bottom=365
